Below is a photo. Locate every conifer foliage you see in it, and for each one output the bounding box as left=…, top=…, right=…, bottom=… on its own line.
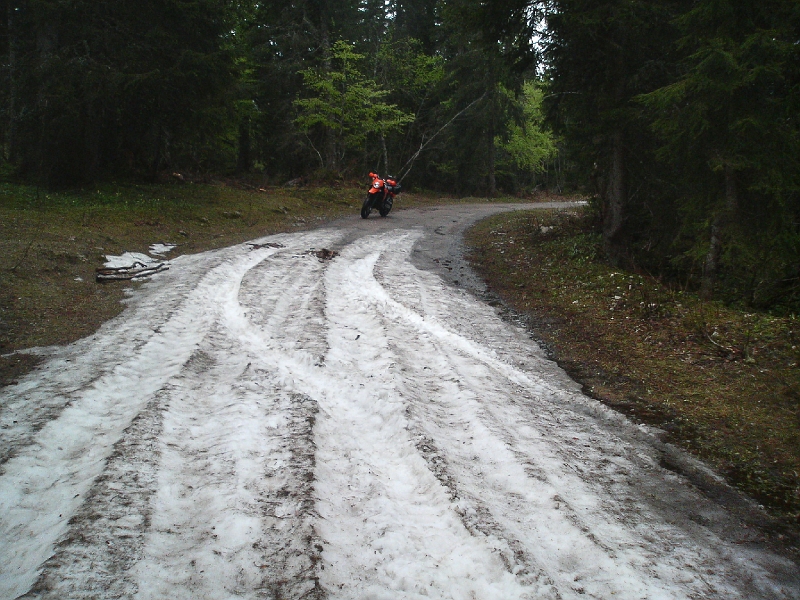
left=478, top=0, right=800, bottom=310
left=0, top=0, right=555, bottom=190
left=1, top=0, right=798, bottom=308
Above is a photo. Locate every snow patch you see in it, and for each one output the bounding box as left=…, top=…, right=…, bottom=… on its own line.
left=104, top=251, right=161, bottom=269
left=0, top=220, right=796, bottom=599
left=149, top=243, right=177, bottom=256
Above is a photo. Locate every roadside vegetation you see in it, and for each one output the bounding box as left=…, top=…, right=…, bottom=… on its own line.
left=466, top=207, right=800, bottom=537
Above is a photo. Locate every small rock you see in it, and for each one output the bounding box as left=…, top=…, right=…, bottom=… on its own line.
left=313, top=248, right=338, bottom=261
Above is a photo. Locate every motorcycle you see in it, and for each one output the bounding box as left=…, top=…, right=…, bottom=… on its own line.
left=361, top=172, right=401, bottom=219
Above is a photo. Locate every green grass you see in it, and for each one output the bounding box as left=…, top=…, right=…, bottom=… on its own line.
left=466, top=208, right=800, bottom=535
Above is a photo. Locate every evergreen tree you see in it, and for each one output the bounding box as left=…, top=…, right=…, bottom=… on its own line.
left=244, top=0, right=363, bottom=179
left=294, top=40, right=413, bottom=174
left=641, top=0, right=800, bottom=306
left=6, top=0, right=241, bottom=185
left=544, top=0, right=688, bottom=265
left=429, top=0, right=524, bottom=195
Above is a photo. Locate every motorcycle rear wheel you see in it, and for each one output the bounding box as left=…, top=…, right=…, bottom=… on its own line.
left=361, top=194, right=373, bottom=219
left=379, top=195, right=393, bottom=217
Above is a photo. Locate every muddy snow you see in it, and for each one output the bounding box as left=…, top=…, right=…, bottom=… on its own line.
left=1, top=203, right=798, bottom=599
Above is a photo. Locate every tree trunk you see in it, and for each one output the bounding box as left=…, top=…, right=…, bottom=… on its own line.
left=487, top=94, right=496, bottom=196
left=603, top=23, right=628, bottom=267
left=150, top=124, right=163, bottom=181
left=319, top=16, right=338, bottom=173
left=700, top=165, right=738, bottom=299
left=381, top=132, right=389, bottom=175
left=85, top=109, right=102, bottom=180
left=7, top=2, right=18, bottom=162
left=603, top=130, right=626, bottom=266
left=237, top=117, right=251, bottom=173
left=700, top=215, right=721, bottom=300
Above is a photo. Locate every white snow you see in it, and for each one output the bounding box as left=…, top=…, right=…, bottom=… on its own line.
left=103, top=251, right=162, bottom=269
left=149, top=243, right=176, bottom=257
left=0, top=211, right=797, bottom=600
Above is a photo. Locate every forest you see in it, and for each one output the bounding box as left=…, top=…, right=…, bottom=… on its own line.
left=1, top=0, right=799, bottom=312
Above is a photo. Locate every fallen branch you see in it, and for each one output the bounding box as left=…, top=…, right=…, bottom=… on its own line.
left=703, top=330, right=740, bottom=357
left=95, top=262, right=169, bottom=282
left=11, top=239, right=36, bottom=272
left=247, top=242, right=285, bottom=250
left=397, top=92, right=487, bottom=184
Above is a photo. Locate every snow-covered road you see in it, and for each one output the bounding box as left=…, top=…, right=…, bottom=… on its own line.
left=1, top=204, right=798, bottom=599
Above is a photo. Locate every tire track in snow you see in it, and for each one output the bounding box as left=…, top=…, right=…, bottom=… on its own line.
left=238, top=242, right=332, bottom=363
left=0, top=236, right=305, bottom=599
left=363, top=229, right=795, bottom=599
left=408, top=431, right=562, bottom=598
left=0, top=244, right=259, bottom=477
left=371, top=236, right=563, bottom=596
left=1, top=207, right=797, bottom=599
left=129, top=341, right=319, bottom=599
left=126, top=235, right=341, bottom=599
left=22, top=387, right=168, bottom=599
left=217, top=229, right=534, bottom=597
left=0, top=275, right=201, bottom=474
left=314, top=232, right=535, bottom=599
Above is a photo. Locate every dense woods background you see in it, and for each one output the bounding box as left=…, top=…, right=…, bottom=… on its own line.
left=1, top=0, right=799, bottom=312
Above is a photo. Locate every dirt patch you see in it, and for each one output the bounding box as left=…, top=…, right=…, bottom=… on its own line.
left=0, top=354, right=43, bottom=388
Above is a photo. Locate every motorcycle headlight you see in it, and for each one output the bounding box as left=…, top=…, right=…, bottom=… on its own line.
left=373, top=182, right=381, bottom=188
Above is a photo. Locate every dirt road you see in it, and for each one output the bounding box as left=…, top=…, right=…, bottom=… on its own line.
left=1, top=203, right=798, bottom=599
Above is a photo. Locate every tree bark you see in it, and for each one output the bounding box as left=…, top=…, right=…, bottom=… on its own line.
left=237, top=117, right=251, bottom=173
left=603, top=21, right=628, bottom=267
left=7, top=2, right=18, bottom=162
left=487, top=92, right=496, bottom=196
left=381, top=132, right=389, bottom=175
left=603, top=130, right=626, bottom=266
left=700, top=165, right=738, bottom=299
left=319, top=14, right=338, bottom=173
left=150, top=124, right=163, bottom=181
left=85, top=110, right=102, bottom=180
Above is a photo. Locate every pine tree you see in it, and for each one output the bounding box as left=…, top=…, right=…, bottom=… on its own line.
left=294, top=41, right=413, bottom=173
left=641, top=0, right=800, bottom=305
left=7, top=0, right=241, bottom=184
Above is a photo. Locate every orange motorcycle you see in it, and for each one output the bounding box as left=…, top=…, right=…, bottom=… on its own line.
left=361, top=172, right=401, bottom=219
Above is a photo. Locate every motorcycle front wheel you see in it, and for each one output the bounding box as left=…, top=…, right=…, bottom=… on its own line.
left=361, top=194, right=373, bottom=219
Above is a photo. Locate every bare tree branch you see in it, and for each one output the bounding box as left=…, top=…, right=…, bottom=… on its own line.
left=397, top=92, right=487, bottom=183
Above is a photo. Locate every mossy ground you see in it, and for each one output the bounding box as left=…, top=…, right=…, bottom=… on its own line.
left=466, top=208, right=800, bottom=536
